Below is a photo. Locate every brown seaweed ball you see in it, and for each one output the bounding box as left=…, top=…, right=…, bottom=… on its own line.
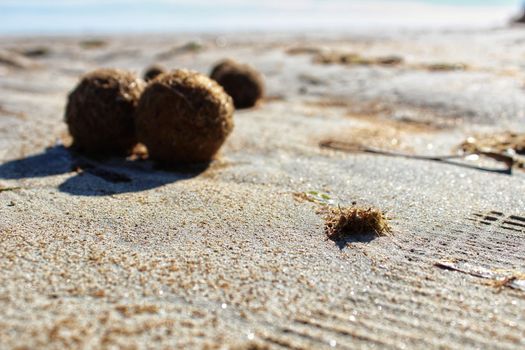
left=135, top=69, right=234, bottom=164
left=210, top=60, right=264, bottom=109
left=143, top=64, right=165, bottom=82
left=65, top=68, right=143, bottom=156
left=209, top=59, right=237, bottom=79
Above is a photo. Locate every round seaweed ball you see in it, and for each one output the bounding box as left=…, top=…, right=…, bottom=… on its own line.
left=143, top=64, right=165, bottom=82
left=135, top=69, right=234, bottom=165
left=210, top=60, right=264, bottom=109
left=209, top=59, right=237, bottom=79
left=65, top=68, right=143, bottom=156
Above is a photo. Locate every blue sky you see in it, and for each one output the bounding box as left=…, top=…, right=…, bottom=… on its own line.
left=0, top=0, right=523, bottom=34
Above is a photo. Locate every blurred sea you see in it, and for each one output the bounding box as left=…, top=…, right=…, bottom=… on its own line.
left=0, top=0, right=523, bottom=34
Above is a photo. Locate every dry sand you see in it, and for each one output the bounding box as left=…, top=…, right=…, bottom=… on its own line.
left=0, top=29, right=525, bottom=349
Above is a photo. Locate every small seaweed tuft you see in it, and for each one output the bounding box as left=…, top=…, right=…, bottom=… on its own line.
left=425, top=62, right=468, bottom=71
left=293, top=190, right=334, bottom=206
left=0, top=186, right=21, bottom=193
left=324, top=206, right=391, bottom=241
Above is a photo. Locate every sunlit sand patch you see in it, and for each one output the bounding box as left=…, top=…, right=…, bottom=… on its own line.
left=0, top=105, right=27, bottom=119
left=0, top=50, right=38, bottom=69
left=303, top=98, right=458, bottom=131
left=319, top=115, right=446, bottom=154
left=321, top=125, right=416, bottom=154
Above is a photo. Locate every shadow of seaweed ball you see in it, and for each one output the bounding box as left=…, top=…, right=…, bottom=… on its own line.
left=65, top=68, right=143, bottom=156
left=143, top=64, right=166, bottom=82
left=135, top=69, right=234, bottom=165
left=210, top=59, right=264, bottom=109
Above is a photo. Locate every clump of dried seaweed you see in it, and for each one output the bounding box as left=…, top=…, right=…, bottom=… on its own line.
left=456, top=132, right=525, bottom=170
left=314, top=51, right=404, bottom=67
left=0, top=186, right=21, bottom=193
left=324, top=206, right=391, bottom=241
left=312, top=50, right=470, bottom=72
left=424, top=62, right=468, bottom=71
left=293, top=190, right=335, bottom=206
left=458, top=132, right=525, bottom=155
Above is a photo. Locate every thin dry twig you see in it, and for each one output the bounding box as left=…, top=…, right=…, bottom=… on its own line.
left=320, top=140, right=516, bottom=175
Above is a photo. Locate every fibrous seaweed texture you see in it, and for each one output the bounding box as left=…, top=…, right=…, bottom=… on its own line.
left=65, top=68, right=143, bottom=156
left=135, top=69, right=234, bottom=165
left=325, top=206, right=391, bottom=241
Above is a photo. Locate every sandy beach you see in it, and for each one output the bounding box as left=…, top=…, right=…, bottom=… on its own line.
left=1, top=28, right=525, bottom=349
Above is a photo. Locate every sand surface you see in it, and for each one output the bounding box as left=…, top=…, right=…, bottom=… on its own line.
left=0, top=29, right=525, bottom=349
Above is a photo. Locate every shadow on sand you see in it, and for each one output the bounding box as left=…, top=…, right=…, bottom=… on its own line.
left=0, top=145, right=73, bottom=179
left=0, top=145, right=208, bottom=196
left=331, top=232, right=378, bottom=250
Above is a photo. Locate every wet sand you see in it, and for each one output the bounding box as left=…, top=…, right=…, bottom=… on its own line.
left=0, top=29, right=525, bottom=349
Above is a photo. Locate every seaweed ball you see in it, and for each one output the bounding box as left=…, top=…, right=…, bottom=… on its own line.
left=65, top=68, right=144, bottom=156
left=210, top=59, right=264, bottom=109
left=135, top=69, right=234, bottom=165
left=143, top=64, right=166, bottom=82
left=209, top=59, right=237, bottom=78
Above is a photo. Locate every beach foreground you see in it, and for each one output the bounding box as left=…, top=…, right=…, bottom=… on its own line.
left=0, top=29, right=525, bottom=349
